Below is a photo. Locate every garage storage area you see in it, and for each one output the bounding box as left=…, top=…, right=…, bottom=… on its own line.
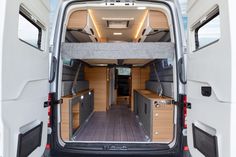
left=60, top=59, right=175, bottom=143
left=59, top=5, right=177, bottom=145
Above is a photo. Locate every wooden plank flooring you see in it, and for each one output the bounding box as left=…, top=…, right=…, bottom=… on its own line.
left=74, top=105, right=148, bottom=142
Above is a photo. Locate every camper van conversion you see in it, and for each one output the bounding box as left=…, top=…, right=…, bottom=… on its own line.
left=0, top=0, right=236, bottom=157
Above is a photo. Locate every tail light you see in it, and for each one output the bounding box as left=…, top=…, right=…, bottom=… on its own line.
left=47, top=93, right=53, bottom=127
left=183, top=95, right=188, bottom=128
left=46, top=144, right=51, bottom=150
left=184, top=146, right=189, bottom=151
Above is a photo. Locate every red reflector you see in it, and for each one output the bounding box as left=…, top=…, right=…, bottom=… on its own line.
left=48, top=106, right=51, bottom=116
left=48, top=119, right=51, bottom=127
left=48, top=93, right=53, bottom=102
left=183, top=95, right=187, bottom=104
left=46, top=144, right=51, bottom=149
left=183, top=95, right=188, bottom=128
left=184, top=146, right=189, bottom=151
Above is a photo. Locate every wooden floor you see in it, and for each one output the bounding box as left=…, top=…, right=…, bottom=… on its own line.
left=74, top=105, right=148, bottom=142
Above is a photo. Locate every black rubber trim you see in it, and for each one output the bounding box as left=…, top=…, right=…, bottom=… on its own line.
left=17, top=122, right=43, bottom=157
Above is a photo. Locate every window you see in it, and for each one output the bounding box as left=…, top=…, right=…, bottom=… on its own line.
left=18, top=7, right=43, bottom=49
left=194, top=7, right=220, bottom=50
left=162, top=58, right=173, bottom=69
left=116, top=67, right=131, bottom=76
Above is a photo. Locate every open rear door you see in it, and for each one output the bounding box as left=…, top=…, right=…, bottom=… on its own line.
left=187, top=0, right=236, bottom=157
left=0, top=0, right=50, bottom=156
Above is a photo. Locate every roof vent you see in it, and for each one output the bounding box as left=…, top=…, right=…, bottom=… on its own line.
left=102, top=17, right=134, bottom=29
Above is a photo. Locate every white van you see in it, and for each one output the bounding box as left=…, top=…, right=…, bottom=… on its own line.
left=0, top=0, right=236, bottom=157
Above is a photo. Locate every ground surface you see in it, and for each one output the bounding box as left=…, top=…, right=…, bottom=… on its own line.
left=74, top=105, right=148, bottom=142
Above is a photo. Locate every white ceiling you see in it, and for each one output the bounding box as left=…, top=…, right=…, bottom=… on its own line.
left=91, top=9, right=147, bottom=42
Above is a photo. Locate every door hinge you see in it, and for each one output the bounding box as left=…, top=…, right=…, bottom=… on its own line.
left=44, top=99, right=63, bottom=108
left=172, top=100, right=192, bottom=109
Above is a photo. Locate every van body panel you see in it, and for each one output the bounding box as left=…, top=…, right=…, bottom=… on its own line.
left=187, top=0, right=235, bottom=157
left=0, top=0, right=50, bottom=156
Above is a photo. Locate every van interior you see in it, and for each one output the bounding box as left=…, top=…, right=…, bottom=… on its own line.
left=59, top=4, right=177, bottom=147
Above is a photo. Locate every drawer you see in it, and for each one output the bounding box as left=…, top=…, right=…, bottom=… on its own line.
left=153, top=110, right=173, bottom=120
left=152, top=127, right=174, bottom=142
left=153, top=120, right=173, bottom=130
left=153, top=110, right=173, bottom=127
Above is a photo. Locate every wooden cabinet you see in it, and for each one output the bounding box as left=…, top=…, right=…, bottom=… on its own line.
left=134, top=89, right=174, bottom=143
left=151, top=103, right=174, bottom=142
left=61, top=89, right=94, bottom=141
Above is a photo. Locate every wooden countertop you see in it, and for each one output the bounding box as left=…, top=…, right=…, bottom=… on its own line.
left=62, top=89, right=94, bottom=99
left=134, top=89, right=173, bottom=101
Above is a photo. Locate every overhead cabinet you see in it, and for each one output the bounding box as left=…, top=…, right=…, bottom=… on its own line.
left=66, top=10, right=99, bottom=42
left=136, top=10, right=170, bottom=42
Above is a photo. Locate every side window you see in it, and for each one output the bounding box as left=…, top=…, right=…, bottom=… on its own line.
left=18, top=6, right=44, bottom=50
left=162, top=58, right=173, bottom=69
left=194, top=7, right=220, bottom=50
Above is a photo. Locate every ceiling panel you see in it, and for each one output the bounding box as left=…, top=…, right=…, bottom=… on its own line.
left=82, top=59, right=153, bottom=66
left=91, top=9, right=147, bottom=42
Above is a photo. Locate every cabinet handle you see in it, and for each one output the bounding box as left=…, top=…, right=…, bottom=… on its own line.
left=155, top=131, right=159, bottom=135
left=145, top=103, right=147, bottom=114
left=155, top=113, right=159, bottom=117
left=155, top=104, right=160, bottom=108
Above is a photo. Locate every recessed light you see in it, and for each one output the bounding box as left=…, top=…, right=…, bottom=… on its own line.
left=137, top=6, right=147, bottom=10
left=81, top=95, right=84, bottom=100
left=113, top=32, right=123, bottom=35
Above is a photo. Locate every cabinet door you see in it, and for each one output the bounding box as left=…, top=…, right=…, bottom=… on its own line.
left=142, top=97, right=151, bottom=137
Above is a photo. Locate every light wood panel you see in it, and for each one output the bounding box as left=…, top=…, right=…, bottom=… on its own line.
left=140, top=66, right=150, bottom=89
left=131, top=68, right=141, bottom=111
left=131, top=67, right=150, bottom=111
left=149, top=10, right=169, bottom=29
left=61, top=95, right=80, bottom=141
left=67, top=10, right=88, bottom=29
left=117, top=96, right=130, bottom=105
left=152, top=104, right=174, bottom=142
left=61, top=97, right=70, bottom=141
left=85, top=66, right=107, bottom=111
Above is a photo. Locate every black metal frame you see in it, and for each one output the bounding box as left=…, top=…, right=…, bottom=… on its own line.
left=19, top=10, right=43, bottom=50
left=194, top=7, right=220, bottom=51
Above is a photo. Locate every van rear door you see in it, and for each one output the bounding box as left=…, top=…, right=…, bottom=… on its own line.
left=0, top=0, right=50, bottom=156
left=187, top=0, right=236, bottom=157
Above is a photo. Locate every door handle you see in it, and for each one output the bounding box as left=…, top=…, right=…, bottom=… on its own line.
left=201, top=86, right=212, bottom=97
left=49, top=56, right=57, bottom=83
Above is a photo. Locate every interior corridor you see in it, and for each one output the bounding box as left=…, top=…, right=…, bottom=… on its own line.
left=73, top=104, right=148, bottom=142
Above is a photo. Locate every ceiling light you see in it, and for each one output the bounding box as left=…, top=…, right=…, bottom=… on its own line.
left=88, top=9, right=101, bottom=38
left=137, top=6, right=147, bottom=10
left=102, top=17, right=134, bottom=21
left=108, top=21, right=129, bottom=29
left=113, top=32, right=123, bottom=35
